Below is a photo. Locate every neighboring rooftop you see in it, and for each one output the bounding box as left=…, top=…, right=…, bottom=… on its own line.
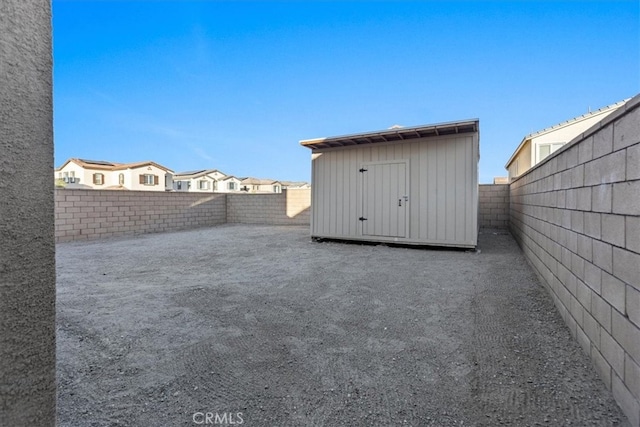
left=524, top=99, right=628, bottom=139
left=241, top=177, right=281, bottom=185
left=174, top=169, right=224, bottom=178
left=77, top=159, right=119, bottom=167
left=56, top=158, right=174, bottom=173
left=505, top=98, right=629, bottom=170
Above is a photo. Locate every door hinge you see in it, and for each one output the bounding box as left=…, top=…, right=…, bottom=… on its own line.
left=358, top=217, right=367, bottom=221
left=359, top=168, right=368, bottom=173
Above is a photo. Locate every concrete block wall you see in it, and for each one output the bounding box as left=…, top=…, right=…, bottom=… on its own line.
left=479, top=184, right=510, bottom=228
left=510, top=94, right=640, bottom=426
left=227, top=189, right=311, bottom=225
left=55, top=189, right=226, bottom=242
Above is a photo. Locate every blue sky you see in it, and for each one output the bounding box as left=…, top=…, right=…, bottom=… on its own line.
left=53, top=0, right=639, bottom=183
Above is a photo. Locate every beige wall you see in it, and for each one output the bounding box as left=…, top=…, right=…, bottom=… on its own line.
left=508, top=139, right=532, bottom=181
left=507, top=106, right=624, bottom=182
left=125, top=165, right=172, bottom=191
left=510, top=95, right=640, bottom=426
left=55, top=161, right=87, bottom=186
left=479, top=184, right=509, bottom=229
left=55, top=188, right=311, bottom=242
left=217, top=178, right=242, bottom=193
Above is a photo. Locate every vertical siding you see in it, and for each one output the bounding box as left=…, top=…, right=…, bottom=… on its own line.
left=436, top=140, right=447, bottom=240
left=426, top=141, right=438, bottom=240
left=411, top=141, right=423, bottom=239
left=311, top=134, right=478, bottom=246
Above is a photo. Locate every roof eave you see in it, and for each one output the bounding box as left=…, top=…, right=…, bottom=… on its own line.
left=300, top=119, right=479, bottom=150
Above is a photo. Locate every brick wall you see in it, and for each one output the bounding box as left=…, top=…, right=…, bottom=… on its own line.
left=55, top=189, right=227, bottom=242
left=227, top=189, right=311, bottom=225
left=479, top=184, right=510, bottom=228
left=510, top=95, right=640, bottom=426
left=55, top=188, right=311, bottom=242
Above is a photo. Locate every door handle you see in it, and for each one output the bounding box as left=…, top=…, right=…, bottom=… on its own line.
left=398, top=198, right=402, bottom=207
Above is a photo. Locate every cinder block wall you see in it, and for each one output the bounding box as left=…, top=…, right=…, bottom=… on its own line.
left=55, top=189, right=226, bottom=242
left=510, top=95, right=640, bottom=426
left=479, top=184, right=510, bottom=228
left=0, top=1, right=56, bottom=424
left=227, top=189, right=311, bottom=225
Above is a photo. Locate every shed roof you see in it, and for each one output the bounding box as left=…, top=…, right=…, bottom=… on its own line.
left=300, top=119, right=479, bottom=150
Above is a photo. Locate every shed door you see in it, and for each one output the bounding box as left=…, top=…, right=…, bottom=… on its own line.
left=361, top=161, right=408, bottom=238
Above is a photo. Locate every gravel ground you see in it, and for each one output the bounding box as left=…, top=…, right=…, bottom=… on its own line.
left=56, top=225, right=630, bottom=426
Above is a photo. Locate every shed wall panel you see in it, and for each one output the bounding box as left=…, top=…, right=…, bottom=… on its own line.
left=310, top=134, right=478, bottom=247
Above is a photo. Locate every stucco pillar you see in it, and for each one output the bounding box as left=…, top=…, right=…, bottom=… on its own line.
left=0, top=0, right=56, bottom=425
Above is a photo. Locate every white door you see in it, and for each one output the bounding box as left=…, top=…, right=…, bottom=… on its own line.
left=360, top=161, right=408, bottom=238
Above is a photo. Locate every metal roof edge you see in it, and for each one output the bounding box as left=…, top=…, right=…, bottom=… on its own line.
left=524, top=99, right=628, bottom=140
left=565, top=93, right=640, bottom=147
left=299, top=119, right=479, bottom=149
left=510, top=93, right=640, bottom=184
left=504, top=97, right=633, bottom=170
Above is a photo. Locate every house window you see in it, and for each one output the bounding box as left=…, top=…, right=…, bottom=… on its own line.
left=273, top=185, right=280, bottom=193
left=538, top=142, right=564, bottom=163
left=63, top=171, right=76, bottom=183
left=228, top=182, right=236, bottom=190
left=198, top=180, right=209, bottom=190
left=140, top=174, right=158, bottom=186
left=213, top=181, right=218, bottom=191
left=177, top=181, right=182, bottom=190
left=93, top=173, right=104, bottom=185
left=119, top=173, right=125, bottom=185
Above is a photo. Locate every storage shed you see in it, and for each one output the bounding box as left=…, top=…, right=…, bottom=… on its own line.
left=300, top=119, right=479, bottom=248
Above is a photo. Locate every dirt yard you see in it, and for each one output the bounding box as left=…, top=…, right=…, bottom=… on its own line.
left=56, top=225, right=630, bottom=426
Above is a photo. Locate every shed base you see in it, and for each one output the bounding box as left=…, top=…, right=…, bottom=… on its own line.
left=310, top=235, right=476, bottom=250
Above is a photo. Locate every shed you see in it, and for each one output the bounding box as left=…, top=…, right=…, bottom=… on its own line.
left=300, top=119, right=479, bottom=248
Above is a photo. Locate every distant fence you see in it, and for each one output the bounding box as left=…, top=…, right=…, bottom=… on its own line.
left=479, top=184, right=510, bottom=228
left=227, top=189, right=310, bottom=225
left=55, top=188, right=310, bottom=242
left=509, top=96, right=640, bottom=426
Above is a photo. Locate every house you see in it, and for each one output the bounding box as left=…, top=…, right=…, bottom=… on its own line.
left=300, top=119, right=480, bottom=248
left=505, top=100, right=627, bottom=181
left=280, top=181, right=311, bottom=190
left=239, top=177, right=283, bottom=193
left=216, top=175, right=243, bottom=193
left=172, top=169, right=227, bottom=192
left=493, top=177, right=509, bottom=184
left=55, top=158, right=174, bottom=191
